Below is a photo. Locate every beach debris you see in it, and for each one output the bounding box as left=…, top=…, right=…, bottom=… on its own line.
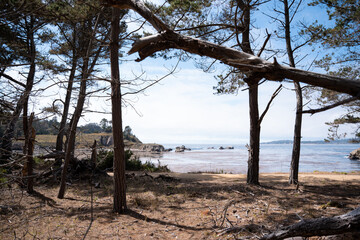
left=260, top=207, right=360, bottom=240
left=155, top=174, right=179, bottom=182
left=320, top=200, right=345, bottom=209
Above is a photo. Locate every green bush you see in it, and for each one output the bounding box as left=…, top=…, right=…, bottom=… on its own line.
left=96, top=149, right=115, bottom=171
left=96, top=149, right=170, bottom=172
left=0, top=168, right=7, bottom=185
left=33, top=156, right=44, bottom=164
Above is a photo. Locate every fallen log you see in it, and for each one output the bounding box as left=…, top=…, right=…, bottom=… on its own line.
left=37, top=151, right=65, bottom=160
left=261, top=207, right=360, bottom=240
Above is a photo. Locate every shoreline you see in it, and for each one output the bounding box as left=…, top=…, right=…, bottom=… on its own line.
left=123, top=171, right=360, bottom=184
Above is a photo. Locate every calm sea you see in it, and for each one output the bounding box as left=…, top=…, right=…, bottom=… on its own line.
left=139, top=143, right=360, bottom=174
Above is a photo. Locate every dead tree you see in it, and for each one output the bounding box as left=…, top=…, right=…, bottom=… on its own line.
left=261, top=207, right=360, bottom=240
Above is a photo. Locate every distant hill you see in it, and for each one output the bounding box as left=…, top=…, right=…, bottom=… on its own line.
left=262, top=139, right=359, bottom=144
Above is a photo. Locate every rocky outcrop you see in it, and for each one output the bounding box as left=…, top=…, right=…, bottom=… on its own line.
left=100, top=135, right=113, bottom=146
left=219, top=146, right=234, bottom=150
left=138, top=144, right=165, bottom=152
left=128, top=143, right=169, bottom=153
left=349, top=148, right=360, bottom=160
left=99, top=133, right=167, bottom=153
left=175, top=145, right=191, bottom=152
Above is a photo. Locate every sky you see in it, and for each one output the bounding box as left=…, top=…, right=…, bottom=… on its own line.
left=78, top=0, right=348, bottom=145
left=19, top=0, right=353, bottom=145
left=80, top=56, right=347, bottom=145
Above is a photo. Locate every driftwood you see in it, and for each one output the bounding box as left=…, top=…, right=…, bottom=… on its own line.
left=260, top=207, right=360, bottom=240
left=101, top=0, right=360, bottom=98
left=37, top=151, right=65, bottom=160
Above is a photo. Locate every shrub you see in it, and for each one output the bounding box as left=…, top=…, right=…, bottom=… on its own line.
left=96, top=149, right=115, bottom=171
left=96, top=149, right=170, bottom=172
left=0, top=168, right=7, bottom=185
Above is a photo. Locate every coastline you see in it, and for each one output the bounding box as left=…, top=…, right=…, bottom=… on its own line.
left=138, top=143, right=360, bottom=174
left=142, top=171, right=360, bottom=184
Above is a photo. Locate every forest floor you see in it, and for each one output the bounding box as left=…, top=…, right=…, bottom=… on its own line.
left=1, top=171, right=360, bottom=239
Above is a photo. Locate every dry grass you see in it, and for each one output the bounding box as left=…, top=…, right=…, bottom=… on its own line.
left=1, top=172, right=360, bottom=239
left=35, top=133, right=112, bottom=148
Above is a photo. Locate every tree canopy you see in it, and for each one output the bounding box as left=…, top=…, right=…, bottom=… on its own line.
left=305, top=0, right=360, bottom=140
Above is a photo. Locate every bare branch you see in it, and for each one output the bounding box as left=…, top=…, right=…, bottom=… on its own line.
left=259, top=84, right=282, bottom=124
left=257, top=29, right=271, bottom=57
left=0, top=73, right=26, bottom=88
left=122, top=58, right=180, bottom=96
left=105, top=0, right=360, bottom=98
left=302, top=96, right=358, bottom=115
left=176, top=23, right=239, bottom=32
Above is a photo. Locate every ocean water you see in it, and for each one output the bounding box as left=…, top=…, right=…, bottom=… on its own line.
left=139, top=143, right=360, bottom=174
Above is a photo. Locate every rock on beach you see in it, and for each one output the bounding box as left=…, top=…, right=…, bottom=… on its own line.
left=349, top=147, right=360, bottom=160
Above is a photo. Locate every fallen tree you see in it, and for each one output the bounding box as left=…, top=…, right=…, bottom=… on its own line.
left=260, top=207, right=360, bottom=240
left=102, top=0, right=360, bottom=98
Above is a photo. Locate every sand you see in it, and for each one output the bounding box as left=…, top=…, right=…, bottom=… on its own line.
left=1, top=171, right=360, bottom=239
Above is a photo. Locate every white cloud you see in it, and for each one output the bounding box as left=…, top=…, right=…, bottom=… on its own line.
left=80, top=55, right=349, bottom=144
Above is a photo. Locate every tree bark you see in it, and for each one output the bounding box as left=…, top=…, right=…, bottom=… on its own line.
left=26, top=112, right=35, bottom=194
left=110, top=7, right=127, bottom=213
left=261, top=207, right=360, bottom=240
left=246, top=79, right=260, bottom=185
left=289, top=81, right=302, bottom=184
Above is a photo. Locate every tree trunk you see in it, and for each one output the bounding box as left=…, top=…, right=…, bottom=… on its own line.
left=111, top=7, right=127, bottom=213
left=26, top=112, right=35, bottom=194
left=22, top=101, right=29, bottom=155
left=289, top=81, right=302, bottom=184
left=57, top=13, right=106, bottom=199
left=55, top=54, right=77, bottom=166
left=239, top=3, right=262, bottom=185
left=247, top=79, right=260, bottom=185
left=57, top=61, right=88, bottom=199
left=283, top=0, right=303, bottom=185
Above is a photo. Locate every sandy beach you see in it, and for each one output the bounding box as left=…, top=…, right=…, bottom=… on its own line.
left=1, top=171, right=360, bottom=239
